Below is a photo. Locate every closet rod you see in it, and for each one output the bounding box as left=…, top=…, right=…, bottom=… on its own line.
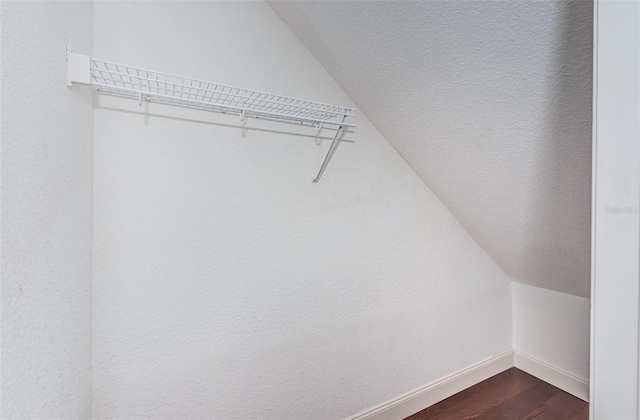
left=66, top=47, right=355, bottom=182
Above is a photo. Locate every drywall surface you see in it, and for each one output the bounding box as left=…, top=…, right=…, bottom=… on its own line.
left=91, top=2, right=512, bottom=418
left=512, top=283, right=589, bottom=382
left=0, top=2, right=93, bottom=418
left=270, top=1, right=593, bottom=298
left=590, top=0, right=640, bottom=417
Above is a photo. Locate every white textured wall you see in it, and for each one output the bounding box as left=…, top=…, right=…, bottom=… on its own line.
left=512, top=283, right=590, bottom=382
left=91, top=2, right=512, bottom=418
left=0, top=2, right=93, bottom=418
left=270, top=0, right=593, bottom=298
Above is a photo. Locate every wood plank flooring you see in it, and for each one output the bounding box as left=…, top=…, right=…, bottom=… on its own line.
left=405, top=368, right=588, bottom=420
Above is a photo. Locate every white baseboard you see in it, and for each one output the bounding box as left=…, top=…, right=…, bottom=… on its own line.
left=346, top=350, right=589, bottom=420
left=513, top=351, right=589, bottom=402
left=346, top=350, right=514, bottom=420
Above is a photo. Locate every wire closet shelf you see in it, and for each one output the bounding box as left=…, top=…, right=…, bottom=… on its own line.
left=66, top=46, right=355, bottom=182
left=67, top=47, right=355, bottom=182
left=90, top=58, right=355, bottom=129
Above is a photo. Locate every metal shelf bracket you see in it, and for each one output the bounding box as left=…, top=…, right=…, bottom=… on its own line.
left=313, top=115, right=347, bottom=183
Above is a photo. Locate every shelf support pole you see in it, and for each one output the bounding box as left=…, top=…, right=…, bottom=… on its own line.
left=313, top=115, right=347, bottom=183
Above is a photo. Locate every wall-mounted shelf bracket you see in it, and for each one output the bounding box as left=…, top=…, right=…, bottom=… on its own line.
left=313, top=115, right=347, bottom=183
left=66, top=46, right=355, bottom=182
left=66, top=45, right=91, bottom=87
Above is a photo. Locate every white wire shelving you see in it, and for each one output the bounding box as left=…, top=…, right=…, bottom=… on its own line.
left=66, top=46, right=355, bottom=182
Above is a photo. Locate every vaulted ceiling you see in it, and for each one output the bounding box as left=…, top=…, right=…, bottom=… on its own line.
left=270, top=1, right=593, bottom=297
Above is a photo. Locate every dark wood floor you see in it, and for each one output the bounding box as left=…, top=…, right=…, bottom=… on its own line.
left=406, top=368, right=588, bottom=420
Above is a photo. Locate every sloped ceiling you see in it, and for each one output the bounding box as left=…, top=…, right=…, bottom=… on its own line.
left=270, top=1, right=593, bottom=297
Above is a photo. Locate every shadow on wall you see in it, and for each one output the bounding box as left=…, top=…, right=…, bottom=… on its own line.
left=523, top=0, right=593, bottom=297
